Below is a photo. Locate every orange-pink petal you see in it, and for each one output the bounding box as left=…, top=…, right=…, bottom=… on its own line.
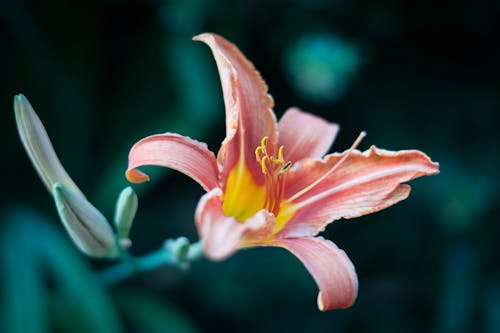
left=261, top=237, right=358, bottom=311
left=195, top=188, right=275, bottom=261
left=278, top=146, right=439, bottom=237
left=278, top=108, right=339, bottom=162
left=193, top=33, right=278, bottom=187
left=126, top=133, right=219, bottom=191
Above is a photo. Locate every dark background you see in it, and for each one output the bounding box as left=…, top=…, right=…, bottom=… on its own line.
left=1, top=0, right=499, bottom=332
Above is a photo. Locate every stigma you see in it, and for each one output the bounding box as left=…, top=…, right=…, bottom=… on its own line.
left=255, top=136, right=292, bottom=216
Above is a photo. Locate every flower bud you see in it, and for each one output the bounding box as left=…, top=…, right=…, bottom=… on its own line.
left=14, top=94, right=83, bottom=196
left=164, top=237, right=190, bottom=268
left=15, top=94, right=118, bottom=257
left=113, top=186, right=138, bottom=244
left=53, top=183, right=118, bottom=258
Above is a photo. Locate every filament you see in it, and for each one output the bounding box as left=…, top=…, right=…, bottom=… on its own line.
left=286, top=131, right=366, bottom=203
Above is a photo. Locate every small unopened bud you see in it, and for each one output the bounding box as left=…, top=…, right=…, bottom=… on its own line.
left=53, top=183, right=118, bottom=258
left=164, top=237, right=190, bottom=268
left=14, top=94, right=118, bottom=257
left=14, top=94, right=82, bottom=196
left=113, top=187, right=138, bottom=244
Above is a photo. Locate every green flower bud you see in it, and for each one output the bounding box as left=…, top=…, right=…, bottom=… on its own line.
left=15, top=94, right=118, bottom=257
left=113, top=186, right=138, bottom=244
left=14, top=94, right=83, bottom=196
left=164, top=237, right=190, bottom=268
left=53, top=183, right=118, bottom=258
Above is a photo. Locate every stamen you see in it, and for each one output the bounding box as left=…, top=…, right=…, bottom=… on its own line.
left=260, top=136, right=268, bottom=155
left=277, top=146, right=285, bottom=162
left=279, top=161, right=292, bottom=175
left=286, top=131, right=367, bottom=203
left=255, top=146, right=263, bottom=162
left=254, top=136, right=293, bottom=216
left=271, top=146, right=285, bottom=165
left=261, top=156, right=269, bottom=174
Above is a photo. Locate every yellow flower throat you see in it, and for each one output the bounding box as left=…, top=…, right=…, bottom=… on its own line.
left=222, top=131, right=367, bottom=233
left=222, top=136, right=293, bottom=227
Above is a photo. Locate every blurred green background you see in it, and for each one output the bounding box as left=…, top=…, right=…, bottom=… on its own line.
left=1, top=0, right=499, bottom=332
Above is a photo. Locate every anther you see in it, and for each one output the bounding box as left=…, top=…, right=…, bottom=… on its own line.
left=254, top=136, right=294, bottom=216
left=277, top=146, right=285, bottom=162
left=279, top=161, right=292, bottom=175
left=261, top=136, right=269, bottom=154
left=255, top=146, right=263, bottom=162
left=260, top=156, right=269, bottom=174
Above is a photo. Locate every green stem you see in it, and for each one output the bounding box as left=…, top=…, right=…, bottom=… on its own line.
left=97, top=239, right=204, bottom=286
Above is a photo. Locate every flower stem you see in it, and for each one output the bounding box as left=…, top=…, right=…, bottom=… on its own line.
left=97, top=239, right=204, bottom=286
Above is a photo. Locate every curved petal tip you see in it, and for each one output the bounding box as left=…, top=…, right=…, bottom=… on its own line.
left=125, top=133, right=218, bottom=190
left=125, top=168, right=150, bottom=183
left=317, top=292, right=326, bottom=311
left=192, top=32, right=214, bottom=42
left=262, top=237, right=358, bottom=311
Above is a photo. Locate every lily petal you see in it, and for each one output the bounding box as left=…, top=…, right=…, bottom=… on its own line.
left=193, top=33, right=278, bottom=185
left=278, top=146, right=439, bottom=237
left=195, top=188, right=275, bottom=261
left=278, top=108, right=339, bottom=162
left=261, top=237, right=358, bottom=311
left=126, top=133, right=219, bottom=192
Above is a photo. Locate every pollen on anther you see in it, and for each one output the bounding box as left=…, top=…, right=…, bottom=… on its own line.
left=261, top=156, right=269, bottom=174
left=255, top=146, right=263, bottom=162
left=260, top=136, right=269, bottom=154
left=277, top=146, right=285, bottom=162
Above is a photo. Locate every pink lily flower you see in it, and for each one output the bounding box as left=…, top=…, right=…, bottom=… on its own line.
left=126, top=33, right=439, bottom=311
